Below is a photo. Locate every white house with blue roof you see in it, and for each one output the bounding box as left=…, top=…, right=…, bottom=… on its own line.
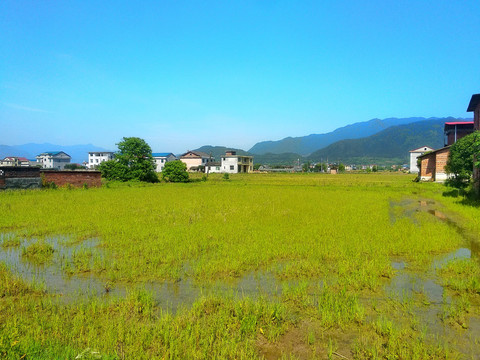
left=36, top=151, right=71, bottom=170
left=152, top=153, right=177, bottom=172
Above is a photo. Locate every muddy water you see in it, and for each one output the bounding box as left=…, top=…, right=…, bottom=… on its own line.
left=387, top=198, right=480, bottom=357
left=0, top=235, right=286, bottom=312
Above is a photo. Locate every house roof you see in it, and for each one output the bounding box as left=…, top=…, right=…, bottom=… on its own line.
left=467, top=94, right=480, bottom=112
left=37, top=151, right=71, bottom=157
left=417, top=145, right=451, bottom=158
left=180, top=150, right=210, bottom=158
left=409, top=146, right=434, bottom=153
left=444, top=121, right=474, bottom=126
left=152, top=152, right=174, bottom=157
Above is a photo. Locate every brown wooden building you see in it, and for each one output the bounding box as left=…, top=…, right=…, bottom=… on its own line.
left=468, top=94, right=480, bottom=190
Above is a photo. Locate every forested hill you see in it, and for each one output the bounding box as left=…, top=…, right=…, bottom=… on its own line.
left=248, top=117, right=463, bottom=156
left=307, top=118, right=449, bottom=164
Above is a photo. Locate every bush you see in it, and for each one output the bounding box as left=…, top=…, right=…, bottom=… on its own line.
left=162, top=160, right=189, bottom=183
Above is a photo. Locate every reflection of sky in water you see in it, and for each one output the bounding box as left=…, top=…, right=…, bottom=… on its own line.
left=0, top=236, right=290, bottom=313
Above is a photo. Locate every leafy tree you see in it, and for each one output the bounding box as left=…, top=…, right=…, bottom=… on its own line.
left=445, top=132, right=480, bottom=189
left=302, top=162, right=311, bottom=172
left=314, top=163, right=327, bottom=172
left=338, top=163, right=345, bottom=172
left=99, top=137, right=158, bottom=182
left=162, top=160, right=189, bottom=183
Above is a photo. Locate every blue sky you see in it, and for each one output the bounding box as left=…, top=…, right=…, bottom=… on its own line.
left=1, top=1, right=479, bottom=153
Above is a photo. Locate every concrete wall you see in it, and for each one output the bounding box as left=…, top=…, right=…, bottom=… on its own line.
left=41, top=170, right=102, bottom=188
left=0, top=166, right=42, bottom=190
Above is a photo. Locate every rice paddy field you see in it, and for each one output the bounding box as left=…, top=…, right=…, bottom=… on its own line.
left=1, top=172, right=480, bottom=359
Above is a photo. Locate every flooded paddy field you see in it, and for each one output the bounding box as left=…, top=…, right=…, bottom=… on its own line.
left=1, top=173, right=480, bottom=359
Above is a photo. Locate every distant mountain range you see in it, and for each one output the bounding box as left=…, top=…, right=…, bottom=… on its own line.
left=307, top=118, right=449, bottom=165
left=0, top=143, right=111, bottom=164
left=197, top=117, right=471, bottom=166
left=2, top=116, right=472, bottom=167
left=248, top=117, right=462, bottom=156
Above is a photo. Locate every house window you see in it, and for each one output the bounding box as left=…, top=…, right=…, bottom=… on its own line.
left=216, top=166, right=220, bottom=170
left=230, top=165, right=234, bottom=170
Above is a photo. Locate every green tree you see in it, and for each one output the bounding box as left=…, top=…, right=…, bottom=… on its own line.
left=445, top=132, right=480, bottom=189
left=302, top=162, right=311, bottom=172
left=338, top=163, right=345, bottom=172
left=99, top=137, right=158, bottom=182
left=162, top=160, right=189, bottom=183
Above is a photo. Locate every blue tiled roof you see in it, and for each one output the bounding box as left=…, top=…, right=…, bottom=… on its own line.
left=152, top=153, right=174, bottom=157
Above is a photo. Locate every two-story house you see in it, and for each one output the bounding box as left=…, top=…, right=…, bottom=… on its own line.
left=88, top=152, right=115, bottom=169
left=1, top=156, right=30, bottom=167
left=36, top=151, right=71, bottom=170
left=220, top=151, right=253, bottom=174
left=180, top=151, right=214, bottom=171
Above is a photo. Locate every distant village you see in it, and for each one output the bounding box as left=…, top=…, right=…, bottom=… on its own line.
left=2, top=93, right=480, bottom=182
left=0, top=149, right=403, bottom=175
left=0, top=150, right=254, bottom=174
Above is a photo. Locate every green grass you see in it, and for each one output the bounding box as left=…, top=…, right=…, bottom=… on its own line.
left=0, top=172, right=479, bottom=358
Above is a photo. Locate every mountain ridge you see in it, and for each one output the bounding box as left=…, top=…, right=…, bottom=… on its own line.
left=248, top=117, right=465, bottom=155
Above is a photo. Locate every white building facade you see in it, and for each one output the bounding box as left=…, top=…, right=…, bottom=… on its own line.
left=152, top=153, right=177, bottom=172
left=220, top=151, right=253, bottom=173
left=205, top=162, right=222, bottom=173
left=36, top=151, right=71, bottom=170
left=88, top=152, right=115, bottom=169
left=409, top=146, right=434, bottom=173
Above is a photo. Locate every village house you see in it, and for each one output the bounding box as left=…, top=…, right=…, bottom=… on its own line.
left=409, top=146, right=434, bottom=174
left=468, top=93, right=480, bottom=188
left=36, top=151, right=71, bottom=170
left=220, top=151, right=253, bottom=173
left=180, top=150, right=214, bottom=171
left=417, top=146, right=450, bottom=182
left=152, top=153, right=177, bottom=172
left=1, top=156, right=30, bottom=167
left=418, top=94, right=479, bottom=183
left=88, top=151, right=115, bottom=169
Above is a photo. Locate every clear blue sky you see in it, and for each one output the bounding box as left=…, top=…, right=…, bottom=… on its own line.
left=1, top=0, right=479, bottom=153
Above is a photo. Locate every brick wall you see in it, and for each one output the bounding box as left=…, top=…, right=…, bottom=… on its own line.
left=435, top=148, right=449, bottom=175
left=1, top=166, right=40, bottom=178
left=0, top=166, right=42, bottom=190
left=420, top=154, right=435, bottom=180
left=41, top=170, right=102, bottom=188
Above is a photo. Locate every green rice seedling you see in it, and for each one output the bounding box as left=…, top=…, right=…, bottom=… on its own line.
left=21, top=240, right=55, bottom=264
left=1, top=172, right=479, bottom=358
left=441, top=294, right=471, bottom=329
left=0, top=234, right=21, bottom=248
left=317, top=284, right=365, bottom=328
left=440, top=258, right=480, bottom=295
